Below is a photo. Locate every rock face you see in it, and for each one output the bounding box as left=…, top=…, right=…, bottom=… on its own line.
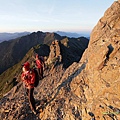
left=0, top=1, right=120, bottom=120
left=77, top=1, right=120, bottom=119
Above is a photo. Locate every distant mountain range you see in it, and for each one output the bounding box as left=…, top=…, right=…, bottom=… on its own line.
left=55, top=31, right=90, bottom=38
left=0, top=31, right=90, bottom=43
left=0, top=32, right=30, bottom=43
left=0, top=31, right=89, bottom=74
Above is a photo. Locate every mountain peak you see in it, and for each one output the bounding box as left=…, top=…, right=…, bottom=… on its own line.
left=55, top=31, right=90, bottom=38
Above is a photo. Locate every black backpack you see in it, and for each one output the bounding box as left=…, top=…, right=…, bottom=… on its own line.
left=33, top=68, right=39, bottom=87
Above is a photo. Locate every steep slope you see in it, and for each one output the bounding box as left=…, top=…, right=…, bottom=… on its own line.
left=68, top=1, right=120, bottom=119
left=79, top=1, right=120, bottom=119
left=61, top=37, right=88, bottom=68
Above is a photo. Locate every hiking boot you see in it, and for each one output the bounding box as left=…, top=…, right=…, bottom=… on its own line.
left=39, top=108, right=43, bottom=113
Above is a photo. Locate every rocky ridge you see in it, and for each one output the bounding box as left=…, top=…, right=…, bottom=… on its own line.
left=0, top=35, right=88, bottom=119
left=0, top=1, right=120, bottom=120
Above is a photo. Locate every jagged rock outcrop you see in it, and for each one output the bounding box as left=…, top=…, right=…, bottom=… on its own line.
left=46, top=37, right=88, bottom=69
left=46, top=40, right=62, bottom=65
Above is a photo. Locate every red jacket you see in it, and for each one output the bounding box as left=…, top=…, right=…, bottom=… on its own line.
left=21, top=70, right=35, bottom=89
left=36, top=59, right=43, bottom=68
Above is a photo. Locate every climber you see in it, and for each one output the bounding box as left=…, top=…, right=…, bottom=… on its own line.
left=21, top=61, right=37, bottom=114
left=35, top=54, right=44, bottom=79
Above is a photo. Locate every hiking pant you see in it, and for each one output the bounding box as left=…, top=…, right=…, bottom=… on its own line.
left=26, top=88, right=36, bottom=111
left=37, top=67, right=43, bottom=79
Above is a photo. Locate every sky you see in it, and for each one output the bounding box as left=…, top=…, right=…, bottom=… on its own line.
left=0, top=0, right=115, bottom=33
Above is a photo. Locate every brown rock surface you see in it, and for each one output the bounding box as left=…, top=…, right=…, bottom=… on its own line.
left=46, top=40, right=62, bottom=65
left=77, top=1, right=120, bottom=119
